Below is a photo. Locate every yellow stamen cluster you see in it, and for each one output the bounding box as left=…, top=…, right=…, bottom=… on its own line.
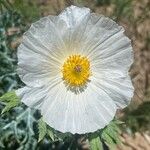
left=62, top=55, right=91, bottom=86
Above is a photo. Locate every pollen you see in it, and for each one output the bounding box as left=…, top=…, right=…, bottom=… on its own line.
left=62, top=55, right=91, bottom=86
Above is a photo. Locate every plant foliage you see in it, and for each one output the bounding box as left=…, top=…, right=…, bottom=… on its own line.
left=0, top=10, right=39, bottom=150
left=37, top=117, right=122, bottom=150
left=0, top=91, right=20, bottom=114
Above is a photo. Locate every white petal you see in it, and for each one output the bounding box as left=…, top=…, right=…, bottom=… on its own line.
left=62, top=13, right=124, bottom=56
left=56, top=6, right=91, bottom=55
left=58, top=11, right=133, bottom=72
left=16, top=87, right=46, bottom=109
left=82, top=15, right=124, bottom=57
left=90, top=31, right=133, bottom=72
left=17, top=16, right=67, bottom=87
left=59, top=5, right=90, bottom=28
left=15, top=76, right=62, bottom=109
left=41, top=82, right=116, bottom=134
left=92, top=71, right=134, bottom=108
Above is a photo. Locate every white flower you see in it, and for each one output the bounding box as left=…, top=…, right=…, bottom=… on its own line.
left=16, top=6, right=134, bottom=134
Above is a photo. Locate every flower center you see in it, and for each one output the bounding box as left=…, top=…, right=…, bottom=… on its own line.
left=62, top=55, right=91, bottom=86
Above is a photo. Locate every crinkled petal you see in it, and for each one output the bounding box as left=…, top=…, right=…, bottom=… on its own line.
left=55, top=6, right=91, bottom=55
left=17, top=16, right=67, bottom=87
left=58, top=9, right=133, bottom=74
left=92, top=70, right=134, bottom=108
left=41, top=82, right=116, bottom=134
left=59, top=10, right=133, bottom=72
left=15, top=76, right=62, bottom=109
left=90, top=29, right=133, bottom=72
left=59, top=5, right=90, bottom=28
left=16, top=87, right=46, bottom=109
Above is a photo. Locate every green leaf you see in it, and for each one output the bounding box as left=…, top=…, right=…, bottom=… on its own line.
left=101, top=120, right=122, bottom=148
left=0, top=91, right=20, bottom=114
left=113, top=119, right=124, bottom=125
left=38, top=118, right=47, bottom=142
left=1, top=99, right=20, bottom=114
left=104, top=126, right=121, bottom=145
left=101, top=131, right=116, bottom=149
left=108, top=120, right=122, bottom=134
left=0, top=91, right=19, bottom=102
left=47, top=129, right=55, bottom=141
left=89, top=134, right=103, bottom=150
